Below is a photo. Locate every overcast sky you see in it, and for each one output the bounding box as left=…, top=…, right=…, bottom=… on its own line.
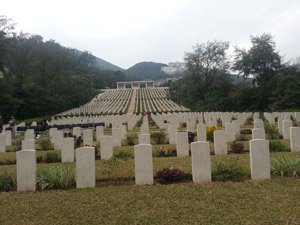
left=1, top=0, right=300, bottom=69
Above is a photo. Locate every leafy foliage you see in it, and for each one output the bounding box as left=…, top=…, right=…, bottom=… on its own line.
left=206, top=126, right=221, bottom=142
left=0, top=172, right=16, bottom=192
left=230, top=141, right=245, bottom=154
left=269, top=140, right=287, bottom=152
left=151, top=132, right=166, bottom=144
left=44, top=152, right=61, bottom=163
left=212, top=159, right=248, bottom=181
left=118, top=150, right=134, bottom=159
left=271, top=155, right=300, bottom=177
left=37, top=165, right=75, bottom=190
left=155, top=167, right=186, bottom=184
left=39, top=139, right=52, bottom=150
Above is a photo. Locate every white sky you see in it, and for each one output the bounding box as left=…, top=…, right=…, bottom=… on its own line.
left=1, top=0, right=300, bottom=69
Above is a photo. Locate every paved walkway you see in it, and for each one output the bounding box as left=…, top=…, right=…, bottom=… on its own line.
left=127, top=89, right=136, bottom=114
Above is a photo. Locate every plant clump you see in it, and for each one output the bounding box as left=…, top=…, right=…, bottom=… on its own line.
left=206, top=126, right=222, bottom=142
left=155, top=167, right=187, bottom=184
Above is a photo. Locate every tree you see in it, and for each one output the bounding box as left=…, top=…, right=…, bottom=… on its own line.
left=184, top=40, right=230, bottom=101
left=233, top=33, right=282, bottom=86
left=0, top=15, right=15, bottom=72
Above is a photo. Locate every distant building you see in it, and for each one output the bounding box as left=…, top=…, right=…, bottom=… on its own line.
left=290, top=57, right=300, bottom=65
left=161, top=61, right=187, bottom=75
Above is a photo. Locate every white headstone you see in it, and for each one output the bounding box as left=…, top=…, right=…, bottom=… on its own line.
left=22, top=139, right=35, bottom=150
left=250, top=139, right=270, bottom=180
left=83, top=129, right=93, bottom=146
left=225, top=123, right=235, bottom=142
left=254, top=121, right=264, bottom=129
left=96, top=126, right=104, bottom=142
left=4, top=130, right=12, bottom=146
left=290, top=127, right=300, bottom=152
left=61, top=138, right=75, bottom=163
left=138, top=133, right=150, bottom=144
left=214, top=130, right=227, bottom=155
left=16, top=149, right=36, bottom=191
left=191, top=141, right=211, bottom=183
left=73, top=127, right=81, bottom=137
left=176, top=132, right=189, bottom=157
left=112, top=128, right=121, bottom=147
left=76, top=147, right=95, bottom=188
left=24, top=132, right=35, bottom=140
left=134, top=144, right=153, bottom=185
left=168, top=125, right=177, bottom=144
left=0, top=133, right=6, bottom=153
left=140, top=126, right=149, bottom=134
left=282, top=120, right=293, bottom=139
left=252, top=128, right=266, bottom=140
left=197, top=124, right=206, bottom=141
left=100, top=136, right=113, bottom=160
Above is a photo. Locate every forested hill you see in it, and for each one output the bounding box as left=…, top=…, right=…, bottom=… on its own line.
left=125, top=62, right=170, bottom=80
left=94, top=56, right=124, bottom=71
left=0, top=16, right=127, bottom=121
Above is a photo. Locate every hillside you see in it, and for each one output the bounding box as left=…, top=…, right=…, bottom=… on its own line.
left=125, top=62, right=171, bottom=81
left=94, top=56, right=124, bottom=71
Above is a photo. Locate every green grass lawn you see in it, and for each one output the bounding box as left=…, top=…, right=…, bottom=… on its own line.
left=1, top=122, right=300, bottom=224
left=0, top=177, right=300, bottom=224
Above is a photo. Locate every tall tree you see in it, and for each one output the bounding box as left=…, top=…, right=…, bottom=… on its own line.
left=184, top=40, right=230, bottom=101
left=232, top=33, right=282, bottom=86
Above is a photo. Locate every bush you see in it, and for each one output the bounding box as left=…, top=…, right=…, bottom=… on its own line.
left=44, top=152, right=61, bottom=163
left=118, top=150, right=134, bottom=159
left=240, top=129, right=252, bottom=134
left=100, top=157, right=119, bottom=180
left=155, top=167, right=186, bottom=184
left=212, top=159, right=248, bottom=181
left=231, top=116, right=237, bottom=121
left=0, top=172, right=16, bottom=192
left=12, top=138, right=22, bottom=151
left=154, top=146, right=176, bottom=157
left=126, top=136, right=135, bottom=146
left=206, top=126, right=222, bottom=142
left=236, top=134, right=248, bottom=141
left=264, top=122, right=280, bottom=139
left=37, top=165, right=75, bottom=190
left=271, top=155, right=300, bottom=177
left=230, top=141, right=245, bottom=154
left=188, top=132, right=195, bottom=143
left=151, top=132, right=166, bottom=144
left=269, top=140, right=287, bottom=152
left=36, top=156, right=43, bottom=163
left=39, top=139, right=52, bottom=150
left=244, top=117, right=253, bottom=125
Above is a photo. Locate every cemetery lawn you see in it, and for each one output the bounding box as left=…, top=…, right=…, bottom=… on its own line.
left=0, top=178, right=300, bottom=224
left=1, top=152, right=300, bottom=224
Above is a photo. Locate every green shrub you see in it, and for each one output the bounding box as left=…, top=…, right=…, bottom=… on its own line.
left=45, top=152, right=61, bottom=163
left=151, top=132, right=166, bottom=144
left=230, top=141, right=245, bottom=154
left=0, top=172, right=16, bottom=192
left=12, top=138, right=22, bottom=151
left=271, top=155, right=300, bottom=177
left=126, top=136, right=135, bottom=146
left=37, top=165, right=75, bottom=190
left=118, top=150, right=134, bottom=159
left=269, top=140, right=287, bottom=152
left=100, top=157, right=119, bottom=180
left=155, top=167, right=186, bottom=184
left=236, top=134, right=248, bottom=141
left=206, top=126, right=222, bottom=142
left=154, top=146, right=176, bottom=157
left=212, top=159, right=248, bottom=181
left=39, top=139, right=52, bottom=150
left=264, top=122, right=280, bottom=139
